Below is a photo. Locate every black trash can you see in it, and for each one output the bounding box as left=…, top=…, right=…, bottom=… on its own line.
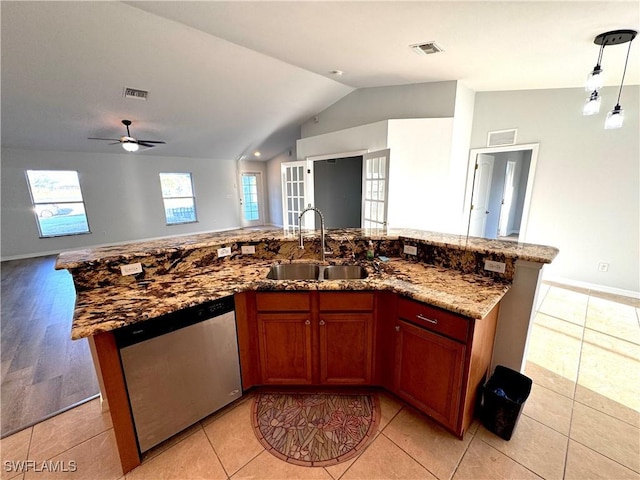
left=481, top=365, right=532, bottom=440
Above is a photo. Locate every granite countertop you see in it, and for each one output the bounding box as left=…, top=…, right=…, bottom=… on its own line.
left=69, top=257, right=510, bottom=340
left=56, top=227, right=559, bottom=269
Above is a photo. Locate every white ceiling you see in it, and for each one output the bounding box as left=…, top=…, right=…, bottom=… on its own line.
left=2, top=1, right=638, bottom=160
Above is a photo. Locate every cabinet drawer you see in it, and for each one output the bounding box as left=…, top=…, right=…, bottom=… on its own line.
left=319, top=292, right=374, bottom=311
left=397, top=297, right=468, bottom=343
left=256, top=292, right=310, bottom=311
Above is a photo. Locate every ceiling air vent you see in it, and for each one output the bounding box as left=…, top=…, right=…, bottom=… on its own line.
left=123, top=87, right=148, bottom=100
left=410, top=41, right=444, bottom=56
left=487, top=129, right=518, bottom=147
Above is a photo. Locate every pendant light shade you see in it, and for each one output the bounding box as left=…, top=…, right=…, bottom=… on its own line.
left=586, top=65, right=604, bottom=92
left=583, top=90, right=601, bottom=115
left=604, top=104, right=624, bottom=129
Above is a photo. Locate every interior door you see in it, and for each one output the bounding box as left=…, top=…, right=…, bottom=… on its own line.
left=498, top=160, right=517, bottom=237
left=281, top=161, right=310, bottom=232
left=468, top=154, right=494, bottom=237
left=240, top=172, right=264, bottom=227
left=361, top=149, right=390, bottom=228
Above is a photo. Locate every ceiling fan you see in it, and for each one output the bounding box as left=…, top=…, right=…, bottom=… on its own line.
left=88, top=119, right=166, bottom=152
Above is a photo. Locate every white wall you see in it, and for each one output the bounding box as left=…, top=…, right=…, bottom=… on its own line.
left=265, top=147, right=297, bottom=227
left=297, top=121, right=388, bottom=160
left=301, top=81, right=458, bottom=138
left=1, top=148, right=240, bottom=259
left=471, top=86, right=640, bottom=294
left=386, top=118, right=455, bottom=231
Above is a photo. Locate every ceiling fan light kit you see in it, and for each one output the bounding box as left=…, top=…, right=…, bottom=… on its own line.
left=88, top=119, right=166, bottom=152
left=583, top=29, right=637, bottom=129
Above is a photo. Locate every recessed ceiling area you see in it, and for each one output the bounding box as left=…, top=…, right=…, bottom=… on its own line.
left=1, top=1, right=638, bottom=160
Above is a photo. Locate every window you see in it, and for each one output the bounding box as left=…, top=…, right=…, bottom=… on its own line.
left=26, top=170, right=91, bottom=238
left=159, top=173, right=197, bottom=225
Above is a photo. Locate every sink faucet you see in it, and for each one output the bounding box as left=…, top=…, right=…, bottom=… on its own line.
left=298, top=206, right=331, bottom=261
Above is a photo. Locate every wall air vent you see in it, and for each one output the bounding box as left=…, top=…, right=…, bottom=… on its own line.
left=124, top=87, right=148, bottom=100
left=487, top=129, right=518, bottom=147
left=410, top=41, right=444, bottom=56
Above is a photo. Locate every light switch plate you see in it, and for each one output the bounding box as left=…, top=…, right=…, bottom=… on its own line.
left=217, top=247, right=232, bottom=258
left=120, top=262, right=143, bottom=276
left=404, top=245, right=418, bottom=256
left=484, top=260, right=506, bottom=273
left=241, top=245, right=256, bottom=255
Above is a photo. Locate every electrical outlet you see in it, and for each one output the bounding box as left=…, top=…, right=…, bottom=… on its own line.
left=241, top=245, right=256, bottom=255
left=120, top=262, right=142, bottom=276
left=598, top=262, right=609, bottom=272
left=484, top=260, right=506, bottom=273
left=404, top=245, right=418, bottom=256
left=217, top=247, right=232, bottom=258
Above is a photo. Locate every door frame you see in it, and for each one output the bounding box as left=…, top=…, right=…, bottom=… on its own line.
left=239, top=171, right=265, bottom=227
left=463, top=143, right=539, bottom=241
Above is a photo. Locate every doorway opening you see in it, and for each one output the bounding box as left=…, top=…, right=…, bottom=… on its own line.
left=313, top=156, right=363, bottom=228
left=464, top=144, right=538, bottom=241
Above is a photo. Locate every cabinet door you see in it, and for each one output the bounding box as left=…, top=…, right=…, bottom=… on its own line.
left=319, top=313, right=373, bottom=384
left=257, top=313, right=312, bottom=384
left=394, top=320, right=465, bottom=430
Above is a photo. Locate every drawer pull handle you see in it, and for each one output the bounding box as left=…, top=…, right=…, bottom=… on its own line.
left=416, top=314, right=438, bottom=325
left=395, top=325, right=400, bottom=332
left=305, top=320, right=311, bottom=326
left=319, top=320, right=326, bottom=326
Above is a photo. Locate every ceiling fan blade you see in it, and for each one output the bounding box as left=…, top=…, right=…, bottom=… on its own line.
left=88, top=137, right=121, bottom=141
left=137, top=141, right=160, bottom=148
left=137, top=140, right=166, bottom=144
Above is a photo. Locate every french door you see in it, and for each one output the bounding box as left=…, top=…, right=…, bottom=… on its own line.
left=361, top=150, right=390, bottom=228
left=281, top=161, right=311, bottom=232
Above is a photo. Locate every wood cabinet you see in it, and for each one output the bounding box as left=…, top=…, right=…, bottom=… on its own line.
left=393, top=296, right=499, bottom=438
left=252, top=291, right=374, bottom=385
left=394, top=320, right=465, bottom=429
left=235, top=290, right=498, bottom=438
left=319, top=292, right=374, bottom=384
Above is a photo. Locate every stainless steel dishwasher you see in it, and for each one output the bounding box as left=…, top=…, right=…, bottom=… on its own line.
left=114, top=295, right=242, bottom=453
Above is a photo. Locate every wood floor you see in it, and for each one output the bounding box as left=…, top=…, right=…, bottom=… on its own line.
left=1, top=255, right=99, bottom=437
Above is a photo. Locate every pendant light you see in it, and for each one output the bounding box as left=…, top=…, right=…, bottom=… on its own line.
left=583, top=90, right=601, bottom=115
left=604, top=31, right=635, bottom=129
left=584, top=29, right=637, bottom=128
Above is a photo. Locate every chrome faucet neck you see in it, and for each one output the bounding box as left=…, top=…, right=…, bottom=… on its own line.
left=298, top=206, right=327, bottom=262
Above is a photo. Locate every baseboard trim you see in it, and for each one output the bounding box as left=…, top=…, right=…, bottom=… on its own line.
left=542, top=275, right=640, bottom=300
left=1, top=226, right=244, bottom=262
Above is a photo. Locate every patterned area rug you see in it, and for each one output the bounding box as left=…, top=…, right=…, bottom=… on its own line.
left=252, top=392, right=380, bottom=467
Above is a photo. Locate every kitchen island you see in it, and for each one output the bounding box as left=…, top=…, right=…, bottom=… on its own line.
left=56, top=227, right=558, bottom=473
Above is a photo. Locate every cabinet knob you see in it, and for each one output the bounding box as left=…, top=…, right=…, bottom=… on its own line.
left=319, top=320, right=326, bottom=326
left=395, top=325, right=400, bottom=332
left=305, top=320, right=311, bottom=326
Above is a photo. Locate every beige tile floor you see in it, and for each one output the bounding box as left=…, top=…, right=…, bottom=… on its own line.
left=2, top=282, right=639, bottom=480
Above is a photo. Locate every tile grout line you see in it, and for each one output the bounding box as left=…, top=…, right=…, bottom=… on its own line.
left=331, top=403, right=407, bottom=480
left=476, top=436, right=545, bottom=480
left=561, top=292, right=590, bottom=479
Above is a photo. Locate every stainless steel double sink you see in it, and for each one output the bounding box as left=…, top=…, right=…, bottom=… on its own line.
left=266, top=263, right=368, bottom=281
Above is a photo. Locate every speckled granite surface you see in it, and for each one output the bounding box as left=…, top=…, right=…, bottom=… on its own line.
left=56, top=227, right=557, bottom=340
left=56, top=227, right=558, bottom=269
left=69, top=257, right=510, bottom=339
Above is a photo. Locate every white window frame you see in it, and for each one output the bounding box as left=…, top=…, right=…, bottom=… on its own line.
left=25, top=169, right=91, bottom=238
left=159, top=172, right=198, bottom=225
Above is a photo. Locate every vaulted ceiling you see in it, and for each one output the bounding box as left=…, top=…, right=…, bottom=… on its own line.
left=2, top=1, right=638, bottom=160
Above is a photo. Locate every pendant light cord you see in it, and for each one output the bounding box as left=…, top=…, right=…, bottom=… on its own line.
left=597, top=42, right=605, bottom=66
left=616, top=39, right=634, bottom=105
